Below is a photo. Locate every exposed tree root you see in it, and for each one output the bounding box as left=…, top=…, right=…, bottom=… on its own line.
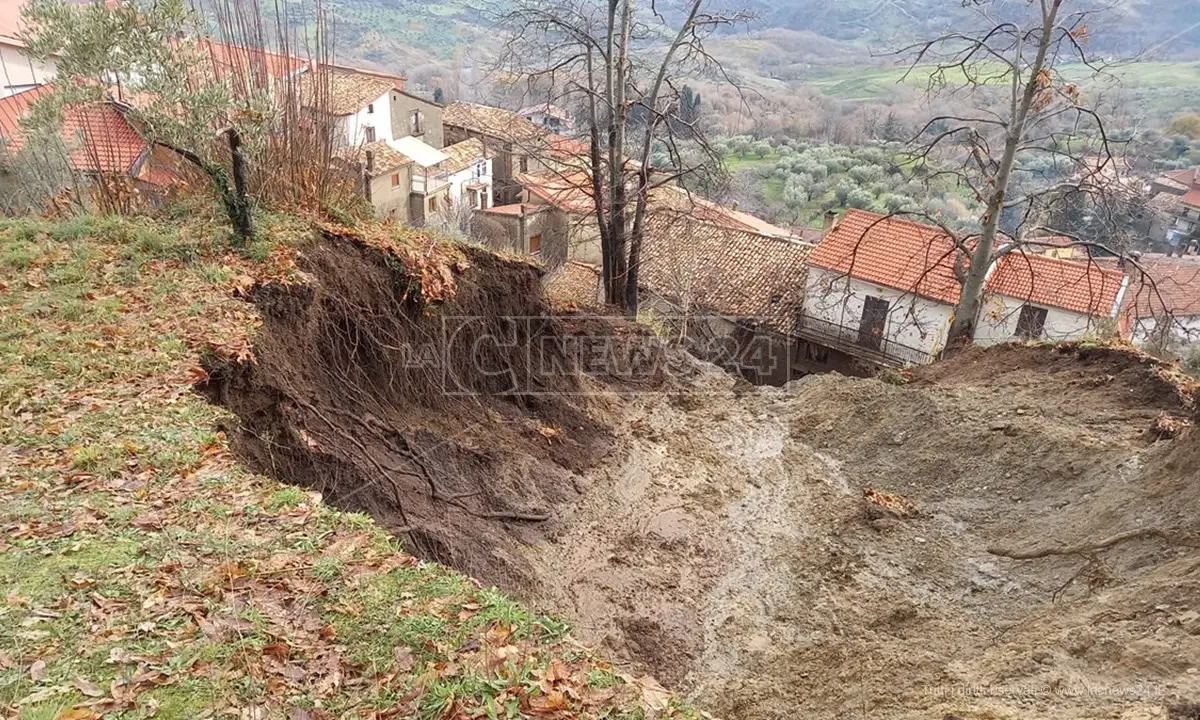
left=988, top=528, right=1200, bottom=560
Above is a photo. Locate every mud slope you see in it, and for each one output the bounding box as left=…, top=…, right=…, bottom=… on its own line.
left=200, top=229, right=684, bottom=588
left=205, top=233, right=1200, bottom=720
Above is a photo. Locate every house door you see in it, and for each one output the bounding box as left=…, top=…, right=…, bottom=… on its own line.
left=858, top=296, right=889, bottom=350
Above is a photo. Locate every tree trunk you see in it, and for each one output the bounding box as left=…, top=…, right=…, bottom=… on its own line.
left=944, top=0, right=1063, bottom=350
left=605, top=0, right=633, bottom=309
left=624, top=0, right=704, bottom=318
left=227, top=128, right=253, bottom=243
left=159, top=136, right=253, bottom=247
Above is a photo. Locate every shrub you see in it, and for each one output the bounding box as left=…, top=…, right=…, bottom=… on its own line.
left=845, top=188, right=874, bottom=210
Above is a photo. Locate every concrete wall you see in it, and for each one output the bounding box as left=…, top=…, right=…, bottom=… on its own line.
left=0, top=44, right=53, bottom=96
left=975, top=293, right=1114, bottom=345
left=368, top=164, right=414, bottom=222
left=391, top=91, right=443, bottom=149
left=803, top=267, right=953, bottom=359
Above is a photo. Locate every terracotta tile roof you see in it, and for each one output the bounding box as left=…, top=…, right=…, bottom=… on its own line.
left=547, top=134, right=589, bottom=162
left=0, top=86, right=148, bottom=174
left=809, top=209, right=964, bottom=304
left=479, top=203, right=526, bottom=216
left=686, top=197, right=793, bottom=238
left=1148, top=192, right=1184, bottom=215
left=984, top=252, right=1126, bottom=316
left=1182, top=188, right=1200, bottom=209
left=640, top=214, right=815, bottom=335
left=519, top=103, right=572, bottom=121
left=516, top=172, right=797, bottom=240
left=332, top=140, right=411, bottom=176
left=1121, top=258, right=1200, bottom=319
left=300, top=66, right=401, bottom=116
left=518, top=171, right=596, bottom=214
left=199, top=39, right=308, bottom=83
left=543, top=261, right=602, bottom=308
left=1163, top=168, right=1200, bottom=188
left=440, top=138, right=487, bottom=175
left=443, top=102, right=544, bottom=144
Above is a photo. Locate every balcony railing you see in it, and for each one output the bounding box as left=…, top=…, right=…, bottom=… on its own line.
left=796, top=313, right=936, bottom=367
left=412, top=172, right=450, bottom=195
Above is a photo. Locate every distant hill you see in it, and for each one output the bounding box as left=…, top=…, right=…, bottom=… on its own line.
left=743, top=0, right=1200, bottom=57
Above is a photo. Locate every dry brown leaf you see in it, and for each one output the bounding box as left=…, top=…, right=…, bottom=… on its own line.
left=71, top=677, right=105, bottom=698
left=527, top=690, right=569, bottom=715
left=30, top=658, right=47, bottom=682
left=392, top=646, right=414, bottom=673
left=56, top=707, right=102, bottom=720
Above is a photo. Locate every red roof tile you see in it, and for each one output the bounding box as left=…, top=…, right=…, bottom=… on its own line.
left=0, top=86, right=147, bottom=174
left=808, top=209, right=964, bottom=304
left=519, top=171, right=596, bottom=214
left=543, top=261, right=602, bottom=308
left=985, top=252, right=1125, bottom=316
left=479, top=203, right=527, bottom=216
left=1163, top=168, right=1200, bottom=188
left=1121, top=258, right=1200, bottom=319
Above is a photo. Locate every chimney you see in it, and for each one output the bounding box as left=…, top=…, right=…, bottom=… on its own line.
left=824, top=210, right=838, bottom=231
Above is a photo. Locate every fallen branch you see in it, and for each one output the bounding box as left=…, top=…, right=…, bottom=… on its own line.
left=989, top=528, right=1200, bottom=560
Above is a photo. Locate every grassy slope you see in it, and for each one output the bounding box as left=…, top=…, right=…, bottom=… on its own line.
left=0, top=215, right=688, bottom=720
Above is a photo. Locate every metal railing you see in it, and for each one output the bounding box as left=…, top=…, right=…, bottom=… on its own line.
left=412, top=172, right=450, bottom=195
left=796, top=313, right=935, bottom=367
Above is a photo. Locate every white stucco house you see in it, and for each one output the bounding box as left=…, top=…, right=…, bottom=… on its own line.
left=440, top=137, right=493, bottom=210
left=517, top=102, right=573, bottom=133
left=975, top=252, right=1128, bottom=345
left=304, top=65, right=444, bottom=150
left=1119, top=258, right=1200, bottom=355
left=0, top=1, right=57, bottom=97
left=800, top=209, right=1134, bottom=366
left=800, top=209, right=962, bottom=365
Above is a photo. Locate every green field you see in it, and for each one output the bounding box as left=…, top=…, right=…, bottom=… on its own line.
left=801, top=61, right=1200, bottom=116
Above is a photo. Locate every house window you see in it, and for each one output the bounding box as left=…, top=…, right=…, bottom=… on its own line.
left=519, top=156, right=529, bottom=173
left=429, top=196, right=438, bottom=212
left=529, top=233, right=542, bottom=255
left=391, top=173, right=400, bottom=188
left=364, top=126, right=376, bottom=143
left=411, top=110, right=423, bottom=135
left=367, top=103, right=374, bottom=114
left=1016, top=304, right=1048, bottom=340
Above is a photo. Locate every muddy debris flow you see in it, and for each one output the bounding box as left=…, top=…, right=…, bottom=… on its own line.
left=202, top=233, right=1200, bottom=720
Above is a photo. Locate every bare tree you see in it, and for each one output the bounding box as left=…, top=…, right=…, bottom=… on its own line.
left=496, top=0, right=750, bottom=315
left=900, top=0, right=1126, bottom=349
